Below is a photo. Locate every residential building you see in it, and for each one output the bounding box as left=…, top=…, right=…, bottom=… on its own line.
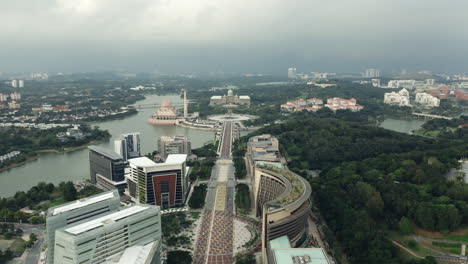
left=115, top=133, right=141, bottom=161
left=46, top=190, right=121, bottom=264
left=287, top=68, right=297, bottom=79
left=0, top=93, right=8, bottom=102
left=455, top=90, right=468, bottom=100
left=371, top=79, right=381, bottom=87
left=18, top=80, right=24, bottom=88
left=11, top=80, right=17, bottom=88
left=325, top=98, right=364, bottom=112
left=268, top=236, right=331, bottom=264
left=158, top=135, right=191, bottom=160
left=88, top=146, right=126, bottom=193
left=10, top=92, right=21, bottom=100
left=209, top=89, right=251, bottom=106
left=363, top=69, right=380, bottom=78
left=280, top=98, right=323, bottom=112
left=426, top=86, right=453, bottom=99
left=415, top=93, right=440, bottom=107
left=387, top=80, right=416, bottom=89
left=383, top=89, right=411, bottom=106
left=8, top=101, right=20, bottom=109
left=127, top=155, right=189, bottom=209
left=426, top=79, right=436, bottom=86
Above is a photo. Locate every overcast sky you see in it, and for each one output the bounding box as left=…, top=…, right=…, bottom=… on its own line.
left=1, top=0, right=467, bottom=74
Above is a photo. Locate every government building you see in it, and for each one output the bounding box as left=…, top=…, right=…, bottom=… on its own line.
left=246, top=135, right=314, bottom=262
left=209, top=89, right=251, bottom=106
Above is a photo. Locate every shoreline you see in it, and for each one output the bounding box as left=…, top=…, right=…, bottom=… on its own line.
left=0, top=139, right=107, bottom=173
left=0, top=155, right=39, bottom=173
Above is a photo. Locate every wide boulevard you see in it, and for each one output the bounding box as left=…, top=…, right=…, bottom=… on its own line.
left=194, top=122, right=236, bottom=264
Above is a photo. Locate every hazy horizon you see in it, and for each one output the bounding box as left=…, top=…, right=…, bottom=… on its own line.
left=1, top=0, right=468, bottom=74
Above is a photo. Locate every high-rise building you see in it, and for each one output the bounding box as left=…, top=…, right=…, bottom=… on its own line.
left=114, top=133, right=141, bottom=161
left=183, top=88, right=188, bottom=119
left=371, top=79, right=381, bottom=87
left=46, top=190, right=121, bottom=264
left=18, top=80, right=24, bottom=88
left=287, top=68, right=297, bottom=79
left=158, top=135, right=191, bottom=160
left=88, top=146, right=126, bottom=193
left=11, top=80, right=17, bottom=88
left=10, top=92, right=21, bottom=100
left=53, top=204, right=161, bottom=264
left=127, top=155, right=189, bottom=209
left=363, top=69, right=380, bottom=78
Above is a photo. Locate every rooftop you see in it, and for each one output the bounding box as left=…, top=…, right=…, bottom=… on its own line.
left=211, top=95, right=222, bottom=99
left=128, top=157, right=157, bottom=167
left=89, top=145, right=123, bottom=160
left=65, top=205, right=150, bottom=235
left=112, top=241, right=158, bottom=264
left=239, top=95, right=251, bottom=99
left=272, top=248, right=330, bottom=264
left=165, top=154, right=187, bottom=164
left=259, top=166, right=310, bottom=208
left=50, top=191, right=117, bottom=216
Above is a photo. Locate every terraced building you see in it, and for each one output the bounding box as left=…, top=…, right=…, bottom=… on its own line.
left=246, top=135, right=312, bottom=262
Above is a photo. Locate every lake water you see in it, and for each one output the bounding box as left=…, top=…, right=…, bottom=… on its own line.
left=379, top=118, right=426, bottom=134
left=0, top=94, right=215, bottom=197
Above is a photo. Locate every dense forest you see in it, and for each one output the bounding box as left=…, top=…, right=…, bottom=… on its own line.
left=247, top=113, right=468, bottom=263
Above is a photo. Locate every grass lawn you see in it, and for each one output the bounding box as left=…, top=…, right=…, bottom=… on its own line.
left=190, top=212, right=201, bottom=219
left=0, top=239, right=14, bottom=251
left=9, top=238, right=26, bottom=254
left=445, top=235, right=468, bottom=243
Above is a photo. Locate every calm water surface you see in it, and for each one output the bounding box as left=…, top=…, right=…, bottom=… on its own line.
left=0, top=94, right=214, bottom=197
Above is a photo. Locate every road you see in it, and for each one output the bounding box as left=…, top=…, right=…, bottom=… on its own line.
left=194, top=122, right=236, bottom=264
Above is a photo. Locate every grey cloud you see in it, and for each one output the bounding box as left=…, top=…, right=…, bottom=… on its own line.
left=0, top=0, right=467, bottom=73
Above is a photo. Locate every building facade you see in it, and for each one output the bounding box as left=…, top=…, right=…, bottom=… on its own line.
left=53, top=204, right=161, bottom=264
left=209, top=89, right=251, bottom=106
left=415, top=93, right=440, bottom=107
left=88, top=146, right=126, bottom=193
left=115, top=133, right=141, bottom=161
left=127, top=155, right=189, bottom=209
left=246, top=135, right=312, bottom=261
left=383, top=88, right=411, bottom=106
left=287, top=68, right=297, bottom=79
left=158, top=135, right=191, bottom=160
left=46, top=190, right=121, bottom=264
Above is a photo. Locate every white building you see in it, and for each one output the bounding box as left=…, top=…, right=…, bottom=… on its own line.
left=11, top=80, right=17, bottom=88
left=18, top=80, right=24, bottom=88
left=384, top=89, right=411, bottom=106
left=388, top=80, right=416, bottom=89
left=372, top=79, right=381, bottom=87
left=415, top=93, right=440, bottom=107
left=53, top=204, right=161, bottom=264
left=115, top=133, right=141, bottom=161
left=287, top=68, right=297, bottom=79
left=158, top=135, right=191, bottom=160
left=363, top=69, right=380, bottom=78
left=10, top=92, right=21, bottom=101
left=426, top=79, right=436, bottom=86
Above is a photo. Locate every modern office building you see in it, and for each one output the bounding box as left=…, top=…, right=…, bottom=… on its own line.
left=384, top=89, right=411, bottom=107
left=415, top=93, right=440, bottom=107
left=246, top=135, right=312, bottom=261
left=115, top=133, right=141, bottom=161
left=158, top=135, right=191, bottom=160
left=268, top=236, right=331, bottom=264
left=46, top=190, right=121, bottom=264
left=363, top=68, right=380, bottom=78
left=127, top=155, right=189, bottom=209
left=287, top=68, right=297, bottom=79
left=88, top=146, right=126, bottom=193
left=53, top=204, right=161, bottom=264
